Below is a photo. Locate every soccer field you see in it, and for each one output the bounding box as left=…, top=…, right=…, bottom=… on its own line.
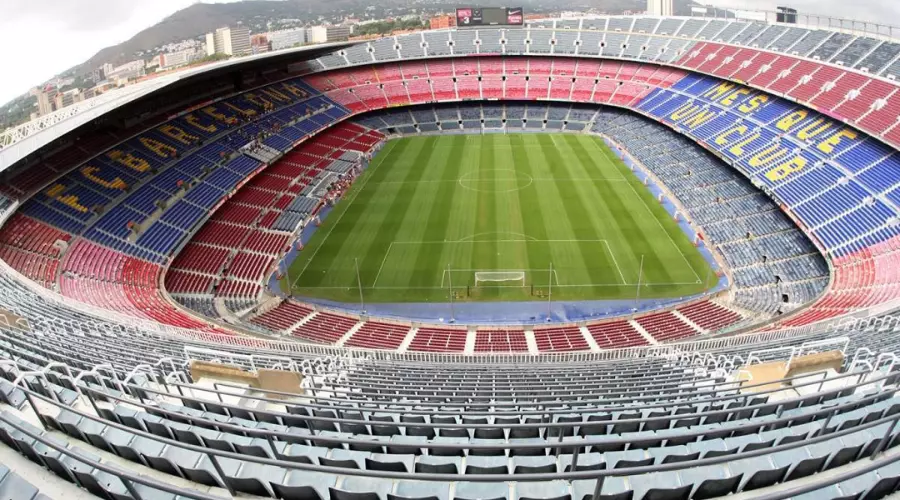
left=284, top=133, right=717, bottom=303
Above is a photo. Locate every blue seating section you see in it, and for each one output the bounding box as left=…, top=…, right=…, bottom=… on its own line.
left=639, top=78, right=900, bottom=257
left=11, top=73, right=353, bottom=264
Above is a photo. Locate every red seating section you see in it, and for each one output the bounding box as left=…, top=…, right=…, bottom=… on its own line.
left=58, top=240, right=218, bottom=331
left=312, top=57, right=688, bottom=114
left=0, top=214, right=70, bottom=287
left=774, top=235, right=900, bottom=328
left=474, top=329, right=528, bottom=352
left=533, top=326, right=589, bottom=352
left=586, top=320, right=647, bottom=348
left=408, top=327, right=468, bottom=352
left=293, top=312, right=358, bottom=343
left=635, top=312, right=697, bottom=343
left=677, top=301, right=742, bottom=331
left=250, top=300, right=314, bottom=331
left=345, top=321, right=411, bottom=350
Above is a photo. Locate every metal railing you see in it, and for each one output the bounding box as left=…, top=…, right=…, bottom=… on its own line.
left=5, top=367, right=900, bottom=499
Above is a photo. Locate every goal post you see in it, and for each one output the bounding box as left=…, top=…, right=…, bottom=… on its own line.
left=474, top=271, right=526, bottom=287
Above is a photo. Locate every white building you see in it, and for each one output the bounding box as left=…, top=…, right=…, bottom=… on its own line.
left=206, top=26, right=252, bottom=56
left=106, top=60, right=146, bottom=82
left=647, top=0, right=674, bottom=16
left=205, top=33, right=216, bottom=56
left=309, top=25, right=351, bottom=44
left=159, top=48, right=201, bottom=69
left=268, top=28, right=308, bottom=51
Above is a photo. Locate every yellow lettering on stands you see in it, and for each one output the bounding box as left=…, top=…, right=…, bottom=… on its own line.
left=719, top=88, right=752, bottom=107
left=159, top=125, right=198, bottom=145
left=185, top=114, right=217, bottom=133
left=738, top=94, right=769, bottom=114
left=245, top=93, right=274, bottom=109
left=670, top=103, right=702, bottom=121
left=80, top=166, right=127, bottom=190
left=765, top=156, right=808, bottom=181
left=776, top=110, right=808, bottom=131
left=224, top=101, right=257, bottom=117
left=202, top=106, right=231, bottom=123
left=139, top=137, right=178, bottom=158
left=262, top=88, right=290, bottom=102
left=701, top=82, right=736, bottom=100
left=107, top=150, right=150, bottom=173
left=749, top=145, right=789, bottom=168
left=280, top=83, right=308, bottom=98
left=816, top=129, right=859, bottom=155
left=45, top=184, right=88, bottom=212
left=796, top=118, right=833, bottom=141
left=681, top=109, right=717, bottom=130
left=715, top=125, right=748, bottom=146
left=729, top=132, right=762, bottom=157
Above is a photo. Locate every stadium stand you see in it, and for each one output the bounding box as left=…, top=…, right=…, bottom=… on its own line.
left=5, top=14, right=900, bottom=497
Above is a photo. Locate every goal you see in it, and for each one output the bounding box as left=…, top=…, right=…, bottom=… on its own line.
left=474, top=271, right=526, bottom=287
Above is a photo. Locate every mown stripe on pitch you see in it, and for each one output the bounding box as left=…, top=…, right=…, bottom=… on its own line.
left=471, top=134, right=499, bottom=289
left=509, top=134, right=549, bottom=278
left=534, top=135, right=614, bottom=288
left=407, top=135, right=466, bottom=288
left=357, top=137, right=443, bottom=285
left=563, top=134, right=645, bottom=280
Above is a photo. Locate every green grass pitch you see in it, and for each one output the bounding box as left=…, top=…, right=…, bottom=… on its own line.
left=283, top=133, right=718, bottom=303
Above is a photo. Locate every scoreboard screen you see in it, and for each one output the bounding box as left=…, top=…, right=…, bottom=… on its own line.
left=456, top=7, right=524, bottom=27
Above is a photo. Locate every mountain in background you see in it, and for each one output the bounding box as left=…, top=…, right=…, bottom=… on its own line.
left=3, top=0, right=703, bottom=129
left=74, top=0, right=692, bottom=75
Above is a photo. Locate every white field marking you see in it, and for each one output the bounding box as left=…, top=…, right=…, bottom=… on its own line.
left=372, top=241, right=394, bottom=287
left=441, top=268, right=561, bottom=288
left=298, top=282, right=702, bottom=291
left=591, top=138, right=703, bottom=283
left=369, top=177, right=629, bottom=185
left=389, top=239, right=611, bottom=244
left=456, top=232, right=538, bottom=242
left=603, top=240, right=628, bottom=285
left=290, top=140, right=400, bottom=290
left=549, top=134, right=566, bottom=150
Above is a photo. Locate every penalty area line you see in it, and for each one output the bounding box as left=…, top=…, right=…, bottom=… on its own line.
left=372, top=242, right=394, bottom=288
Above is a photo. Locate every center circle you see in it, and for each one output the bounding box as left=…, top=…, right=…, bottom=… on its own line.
left=457, top=168, right=534, bottom=193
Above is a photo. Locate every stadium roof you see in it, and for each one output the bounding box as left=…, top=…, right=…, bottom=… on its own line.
left=0, top=42, right=351, bottom=174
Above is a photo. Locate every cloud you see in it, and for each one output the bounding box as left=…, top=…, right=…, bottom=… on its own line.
left=2, top=0, right=141, bottom=32
left=0, top=0, right=241, bottom=106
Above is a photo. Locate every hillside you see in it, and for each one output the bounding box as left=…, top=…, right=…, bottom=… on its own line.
left=73, top=0, right=674, bottom=75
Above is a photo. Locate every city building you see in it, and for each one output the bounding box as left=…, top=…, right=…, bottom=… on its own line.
left=647, top=0, right=674, bottom=16
left=309, top=25, right=351, bottom=44
left=268, top=28, right=308, bottom=51
left=106, top=60, right=146, bottom=83
left=158, top=48, right=201, bottom=69
left=251, top=34, right=271, bottom=54
left=53, top=89, right=83, bottom=109
left=29, top=87, right=57, bottom=116
left=430, top=14, right=455, bottom=29
left=206, top=26, right=252, bottom=56
left=205, top=33, right=215, bottom=56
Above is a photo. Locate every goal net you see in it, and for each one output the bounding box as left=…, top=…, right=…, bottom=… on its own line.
left=474, top=271, right=526, bottom=287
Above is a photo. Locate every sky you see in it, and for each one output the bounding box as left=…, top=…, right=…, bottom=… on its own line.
left=0, top=0, right=242, bottom=106
left=2, top=0, right=900, bottom=107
